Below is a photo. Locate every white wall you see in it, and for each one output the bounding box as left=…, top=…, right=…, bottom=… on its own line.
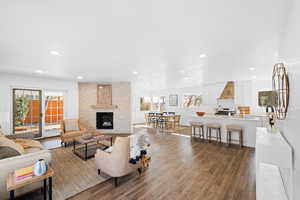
left=0, top=73, right=79, bottom=135
left=278, top=0, right=300, bottom=199
left=132, top=85, right=152, bottom=125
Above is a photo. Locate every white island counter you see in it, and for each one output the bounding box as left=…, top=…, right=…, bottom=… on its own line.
left=190, top=114, right=266, bottom=147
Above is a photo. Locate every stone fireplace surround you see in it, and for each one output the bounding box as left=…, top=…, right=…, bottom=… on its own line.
left=79, top=82, right=131, bottom=134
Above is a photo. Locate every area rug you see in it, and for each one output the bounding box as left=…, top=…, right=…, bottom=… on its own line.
left=50, top=146, right=109, bottom=200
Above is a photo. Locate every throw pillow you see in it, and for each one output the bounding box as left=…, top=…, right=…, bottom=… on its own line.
left=0, top=136, right=25, bottom=155
left=14, top=138, right=44, bottom=150
left=64, top=119, right=80, bottom=132
left=0, top=146, right=21, bottom=159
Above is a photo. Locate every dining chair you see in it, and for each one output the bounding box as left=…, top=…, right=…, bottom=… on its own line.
left=155, top=113, right=163, bottom=128
left=164, top=115, right=174, bottom=129
left=148, top=113, right=156, bottom=127
left=174, top=115, right=181, bottom=128
left=157, top=115, right=167, bottom=129
left=144, top=113, right=150, bottom=125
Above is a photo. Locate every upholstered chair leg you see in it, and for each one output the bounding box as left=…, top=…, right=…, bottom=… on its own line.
left=240, top=130, right=243, bottom=147
left=199, top=127, right=202, bottom=138
left=201, top=126, right=204, bottom=139
left=98, top=169, right=101, bottom=175
left=192, top=126, right=195, bottom=137
left=199, top=127, right=202, bottom=139
left=138, top=168, right=142, bottom=175
left=206, top=127, right=209, bottom=141
left=227, top=131, right=230, bottom=146
left=114, top=177, right=118, bottom=187
left=208, top=128, right=210, bottom=142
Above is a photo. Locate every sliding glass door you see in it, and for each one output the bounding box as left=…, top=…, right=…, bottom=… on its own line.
left=13, top=89, right=42, bottom=138
left=44, top=91, right=64, bottom=137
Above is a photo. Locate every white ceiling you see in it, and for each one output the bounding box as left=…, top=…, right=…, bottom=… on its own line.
left=0, top=0, right=291, bottom=86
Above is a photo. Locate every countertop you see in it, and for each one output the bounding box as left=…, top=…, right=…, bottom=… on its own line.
left=192, top=113, right=264, bottom=121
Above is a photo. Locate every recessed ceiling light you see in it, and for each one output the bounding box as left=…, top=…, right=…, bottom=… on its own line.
left=50, top=50, right=61, bottom=56
left=35, top=70, right=44, bottom=74
left=249, top=67, right=255, bottom=71
left=77, top=76, right=83, bottom=80
left=133, top=71, right=138, bottom=75
left=199, top=54, right=207, bottom=58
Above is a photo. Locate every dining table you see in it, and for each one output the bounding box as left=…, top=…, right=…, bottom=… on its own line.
left=147, top=113, right=180, bottom=129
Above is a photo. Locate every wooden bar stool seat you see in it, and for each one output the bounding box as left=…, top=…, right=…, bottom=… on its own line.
left=190, top=121, right=205, bottom=139
left=226, top=124, right=243, bottom=147
left=190, top=122, right=204, bottom=126
left=206, top=123, right=222, bottom=143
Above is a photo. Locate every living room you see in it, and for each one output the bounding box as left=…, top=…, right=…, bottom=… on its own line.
left=1, top=0, right=300, bottom=200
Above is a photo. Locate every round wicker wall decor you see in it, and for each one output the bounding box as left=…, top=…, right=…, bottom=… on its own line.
left=272, top=63, right=289, bottom=120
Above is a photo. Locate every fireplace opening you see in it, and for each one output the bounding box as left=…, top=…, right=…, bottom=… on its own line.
left=96, top=112, right=113, bottom=129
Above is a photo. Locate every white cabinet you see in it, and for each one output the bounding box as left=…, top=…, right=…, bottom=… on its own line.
left=202, top=82, right=226, bottom=105
left=234, top=80, right=252, bottom=106
left=256, top=127, right=293, bottom=200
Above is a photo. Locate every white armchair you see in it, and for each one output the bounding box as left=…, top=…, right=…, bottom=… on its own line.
left=95, top=136, right=141, bottom=186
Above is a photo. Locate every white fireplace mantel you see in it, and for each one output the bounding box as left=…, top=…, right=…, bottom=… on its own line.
left=91, top=104, right=118, bottom=109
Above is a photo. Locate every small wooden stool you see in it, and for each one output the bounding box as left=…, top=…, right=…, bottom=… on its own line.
left=226, top=124, right=243, bottom=147
left=206, top=123, right=222, bottom=143
left=190, top=122, right=205, bottom=139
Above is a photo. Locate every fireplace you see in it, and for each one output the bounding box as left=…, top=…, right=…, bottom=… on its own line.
left=96, top=112, right=113, bottom=129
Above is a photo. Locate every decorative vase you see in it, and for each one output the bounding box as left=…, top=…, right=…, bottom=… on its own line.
left=33, top=159, right=48, bottom=176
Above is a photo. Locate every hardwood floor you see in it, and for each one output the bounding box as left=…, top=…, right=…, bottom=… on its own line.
left=69, top=126, right=256, bottom=200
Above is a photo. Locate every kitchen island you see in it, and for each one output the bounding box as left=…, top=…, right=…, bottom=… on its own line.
left=190, top=114, right=266, bottom=148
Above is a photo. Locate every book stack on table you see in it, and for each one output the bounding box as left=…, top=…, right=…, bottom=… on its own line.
left=15, top=166, right=33, bottom=182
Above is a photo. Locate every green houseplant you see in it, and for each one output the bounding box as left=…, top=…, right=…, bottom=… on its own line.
left=15, top=96, right=30, bottom=126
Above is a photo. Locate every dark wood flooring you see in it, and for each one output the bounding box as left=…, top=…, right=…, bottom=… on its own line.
left=69, top=126, right=256, bottom=200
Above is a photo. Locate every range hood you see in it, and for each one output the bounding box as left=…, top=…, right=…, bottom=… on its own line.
left=219, top=81, right=235, bottom=99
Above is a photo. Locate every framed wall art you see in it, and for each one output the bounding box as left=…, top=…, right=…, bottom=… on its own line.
left=140, top=97, right=151, bottom=111
left=183, top=95, right=202, bottom=108
left=169, top=94, right=178, bottom=106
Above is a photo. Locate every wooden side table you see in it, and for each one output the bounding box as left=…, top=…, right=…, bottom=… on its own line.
left=7, top=168, right=54, bottom=200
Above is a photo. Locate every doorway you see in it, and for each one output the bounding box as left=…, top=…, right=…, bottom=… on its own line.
left=13, top=89, right=42, bottom=138
left=44, top=91, right=64, bottom=137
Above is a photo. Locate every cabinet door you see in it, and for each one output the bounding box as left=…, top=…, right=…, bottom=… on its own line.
left=235, top=81, right=252, bottom=106
left=203, top=83, right=226, bottom=105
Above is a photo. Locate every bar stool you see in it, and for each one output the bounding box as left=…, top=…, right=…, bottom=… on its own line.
left=206, top=123, right=222, bottom=143
left=226, top=124, right=243, bottom=147
left=190, top=122, right=205, bottom=139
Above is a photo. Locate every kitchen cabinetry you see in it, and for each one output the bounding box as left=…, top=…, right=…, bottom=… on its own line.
left=234, top=80, right=252, bottom=107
